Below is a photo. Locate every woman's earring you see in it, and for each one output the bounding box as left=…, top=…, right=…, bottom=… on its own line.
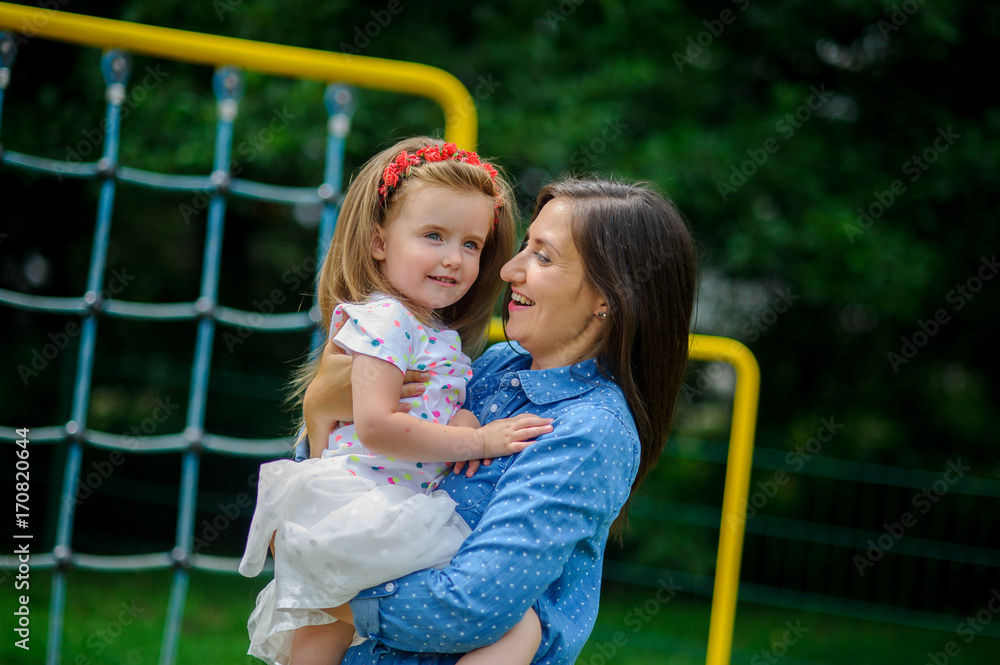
left=597, top=311, right=608, bottom=319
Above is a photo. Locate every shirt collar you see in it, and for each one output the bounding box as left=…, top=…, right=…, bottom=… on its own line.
left=505, top=348, right=609, bottom=405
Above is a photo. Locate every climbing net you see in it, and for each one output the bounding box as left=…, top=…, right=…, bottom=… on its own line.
left=0, top=32, right=354, bottom=665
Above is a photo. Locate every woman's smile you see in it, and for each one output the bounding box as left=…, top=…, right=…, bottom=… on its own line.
left=509, top=291, right=535, bottom=307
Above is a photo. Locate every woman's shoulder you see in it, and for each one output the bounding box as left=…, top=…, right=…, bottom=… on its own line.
left=557, top=388, right=638, bottom=447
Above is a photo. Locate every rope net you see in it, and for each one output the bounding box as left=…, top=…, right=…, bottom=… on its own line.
left=0, top=34, right=349, bottom=664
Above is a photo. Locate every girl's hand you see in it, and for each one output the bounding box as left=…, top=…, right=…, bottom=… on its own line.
left=474, top=413, right=553, bottom=460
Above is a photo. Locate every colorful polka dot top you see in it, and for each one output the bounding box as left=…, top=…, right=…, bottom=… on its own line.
left=325, top=295, right=473, bottom=493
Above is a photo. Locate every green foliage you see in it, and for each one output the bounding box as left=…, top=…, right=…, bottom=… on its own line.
left=1, top=0, right=997, bottom=476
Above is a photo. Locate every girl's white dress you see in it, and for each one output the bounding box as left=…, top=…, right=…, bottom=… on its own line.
left=239, top=296, right=473, bottom=664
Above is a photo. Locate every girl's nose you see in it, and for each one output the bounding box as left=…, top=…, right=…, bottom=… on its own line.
left=443, top=244, right=462, bottom=268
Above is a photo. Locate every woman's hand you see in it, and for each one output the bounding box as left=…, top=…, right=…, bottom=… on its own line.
left=449, top=409, right=480, bottom=429
left=304, top=341, right=353, bottom=455
left=303, top=340, right=430, bottom=452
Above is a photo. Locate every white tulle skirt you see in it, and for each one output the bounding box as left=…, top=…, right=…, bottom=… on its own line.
left=239, top=456, right=471, bottom=665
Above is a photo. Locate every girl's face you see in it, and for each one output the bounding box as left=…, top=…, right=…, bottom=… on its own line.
left=500, top=199, right=605, bottom=370
left=372, top=185, right=494, bottom=311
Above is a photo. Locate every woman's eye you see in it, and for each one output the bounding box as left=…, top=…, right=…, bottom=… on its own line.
left=534, top=252, right=551, bottom=265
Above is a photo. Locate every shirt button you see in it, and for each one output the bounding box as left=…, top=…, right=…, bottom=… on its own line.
left=490, top=404, right=498, bottom=413
left=511, top=378, right=520, bottom=387
left=385, top=582, right=397, bottom=593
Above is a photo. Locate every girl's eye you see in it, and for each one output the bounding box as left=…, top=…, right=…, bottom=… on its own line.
left=463, top=241, right=480, bottom=250
left=426, top=232, right=442, bottom=241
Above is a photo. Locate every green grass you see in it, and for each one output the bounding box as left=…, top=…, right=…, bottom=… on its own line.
left=581, top=583, right=999, bottom=665
left=1, top=569, right=265, bottom=665
left=2, top=570, right=997, bottom=664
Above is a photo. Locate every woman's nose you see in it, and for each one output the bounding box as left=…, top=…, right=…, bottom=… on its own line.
left=500, top=252, right=523, bottom=282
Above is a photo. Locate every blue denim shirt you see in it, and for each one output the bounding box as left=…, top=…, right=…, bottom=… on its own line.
left=343, top=342, right=640, bottom=665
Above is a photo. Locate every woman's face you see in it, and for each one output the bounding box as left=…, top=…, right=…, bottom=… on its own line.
left=500, top=199, right=605, bottom=370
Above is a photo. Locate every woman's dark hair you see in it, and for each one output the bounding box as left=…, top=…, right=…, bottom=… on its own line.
left=525, top=178, right=697, bottom=537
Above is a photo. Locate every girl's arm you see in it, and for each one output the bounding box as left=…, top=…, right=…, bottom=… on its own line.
left=352, top=354, right=552, bottom=462
left=303, top=337, right=431, bottom=457
left=448, top=410, right=490, bottom=477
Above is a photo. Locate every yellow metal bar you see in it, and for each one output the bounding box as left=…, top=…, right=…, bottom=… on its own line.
left=0, top=2, right=477, bottom=148
left=487, top=316, right=506, bottom=345
left=690, top=334, right=759, bottom=665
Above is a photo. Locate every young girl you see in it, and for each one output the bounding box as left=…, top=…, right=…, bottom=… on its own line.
left=239, top=138, right=545, bottom=665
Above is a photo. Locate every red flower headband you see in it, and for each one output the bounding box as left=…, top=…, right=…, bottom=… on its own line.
left=378, top=143, right=501, bottom=221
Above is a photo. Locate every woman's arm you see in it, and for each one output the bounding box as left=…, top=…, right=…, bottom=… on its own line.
left=302, top=339, right=430, bottom=457
left=351, top=354, right=553, bottom=462
left=348, top=406, right=638, bottom=654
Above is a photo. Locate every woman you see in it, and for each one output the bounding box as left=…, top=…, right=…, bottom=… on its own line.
left=304, top=178, right=697, bottom=664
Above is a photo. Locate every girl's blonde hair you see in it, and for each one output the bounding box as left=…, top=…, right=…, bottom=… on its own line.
left=290, top=136, right=516, bottom=435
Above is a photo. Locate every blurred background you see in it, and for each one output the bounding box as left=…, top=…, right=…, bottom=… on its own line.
left=1, top=0, right=998, bottom=663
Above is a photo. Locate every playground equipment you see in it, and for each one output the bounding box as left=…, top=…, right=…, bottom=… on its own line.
left=0, top=5, right=759, bottom=664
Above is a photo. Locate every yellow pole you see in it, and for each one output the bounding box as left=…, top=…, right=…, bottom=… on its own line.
left=0, top=2, right=477, bottom=148
left=690, top=334, right=760, bottom=665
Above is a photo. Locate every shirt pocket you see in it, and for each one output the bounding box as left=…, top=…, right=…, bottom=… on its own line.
left=465, top=377, right=501, bottom=422
left=445, top=455, right=514, bottom=529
